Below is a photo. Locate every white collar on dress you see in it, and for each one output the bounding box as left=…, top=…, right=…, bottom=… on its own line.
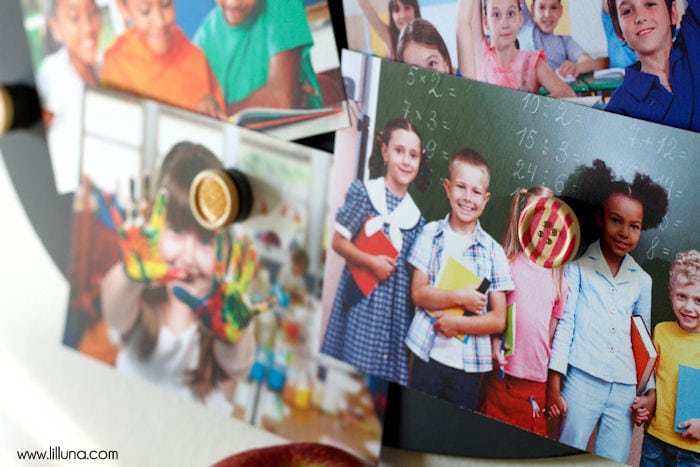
left=363, top=177, right=421, bottom=251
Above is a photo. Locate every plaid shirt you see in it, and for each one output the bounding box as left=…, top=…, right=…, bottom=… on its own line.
left=405, top=216, right=514, bottom=372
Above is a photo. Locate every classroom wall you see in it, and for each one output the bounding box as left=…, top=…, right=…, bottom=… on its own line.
left=568, top=0, right=607, bottom=57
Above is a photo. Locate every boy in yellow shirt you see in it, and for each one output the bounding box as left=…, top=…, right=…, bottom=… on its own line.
left=635, top=249, right=700, bottom=465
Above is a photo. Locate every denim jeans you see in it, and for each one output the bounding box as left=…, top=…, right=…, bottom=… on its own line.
left=410, top=357, right=483, bottom=410
left=559, top=366, right=636, bottom=463
left=641, top=433, right=700, bottom=467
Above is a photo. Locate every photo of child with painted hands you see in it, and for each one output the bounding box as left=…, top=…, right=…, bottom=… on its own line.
left=546, top=160, right=668, bottom=463
left=100, top=142, right=265, bottom=412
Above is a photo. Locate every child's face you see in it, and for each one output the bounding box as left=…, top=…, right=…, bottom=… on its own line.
left=381, top=128, right=422, bottom=191
left=613, top=0, right=677, bottom=56
left=48, top=0, right=101, bottom=66
left=216, top=0, right=258, bottom=26
left=160, top=225, right=217, bottom=298
left=670, top=276, right=700, bottom=333
left=391, top=1, right=416, bottom=31
left=598, top=193, right=643, bottom=264
left=443, top=161, right=490, bottom=231
left=483, top=0, right=523, bottom=50
left=401, top=41, right=451, bottom=73
left=120, top=0, right=176, bottom=55
left=533, top=0, right=563, bottom=35
left=291, top=262, right=306, bottom=277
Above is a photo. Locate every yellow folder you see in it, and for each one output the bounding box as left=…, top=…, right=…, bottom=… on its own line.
left=429, top=257, right=482, bottom=342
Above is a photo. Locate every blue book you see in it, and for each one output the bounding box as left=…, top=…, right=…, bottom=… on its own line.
left=674, top=364, right=700, bottom=433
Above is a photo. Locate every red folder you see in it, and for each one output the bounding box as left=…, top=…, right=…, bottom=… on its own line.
left=631, top=315, right=658, bottom=395
left=348, top=227, right=398, bottom=297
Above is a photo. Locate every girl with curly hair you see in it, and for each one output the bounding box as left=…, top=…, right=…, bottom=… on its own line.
left=546, top=159, right=669, bottom=462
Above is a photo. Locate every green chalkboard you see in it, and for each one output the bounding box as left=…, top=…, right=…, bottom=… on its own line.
left=367, top=57, right=699, bottom=327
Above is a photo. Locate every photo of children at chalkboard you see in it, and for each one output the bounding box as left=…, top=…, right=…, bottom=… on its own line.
left=18, top=0, right=345, bottom=194
left=321, top=118, right=430, bottom=386
left=547, top=160, right=668, bottom=463
left=324, top=49, right=700, bottom=465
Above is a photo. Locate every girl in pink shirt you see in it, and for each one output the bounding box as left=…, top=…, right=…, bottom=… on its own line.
left=456, top=0, right=574, bottom=97
left=478, top=185, right=567, bottom=436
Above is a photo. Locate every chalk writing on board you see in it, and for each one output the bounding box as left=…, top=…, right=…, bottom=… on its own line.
left=521, top=93, right=542, bottom=114
left=373, top=55, right=700, bottom=328
left=625, top=122, right=688, bottom=162
left=405, top=66, right=457, bottom=99
left=647, top=236, right=660, bottom=260
left=513, top=159, right=538, bottom=183
left=516, top=128, right=537, bottom=150
left=520, top=94, right=583, bottom=129
left=401, top=100, right=452, bottom=133
left=556, top=102, right=583, bottom=127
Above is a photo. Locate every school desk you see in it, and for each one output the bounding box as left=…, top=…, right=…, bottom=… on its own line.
left=579, top=72, right=625, bottom=99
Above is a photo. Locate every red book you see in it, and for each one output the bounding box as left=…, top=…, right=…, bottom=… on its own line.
left=631, top=315, right=658, bottom=395
left=348, top=227, right=398, bottom=297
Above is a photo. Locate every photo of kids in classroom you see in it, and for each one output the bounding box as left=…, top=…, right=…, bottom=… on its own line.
left=61, top=86, right=384, bottom=464
left=342, top=0, right=700, bottom=128
left=19, top=0, right=347, bottom=194
left=320, top=50, right=700, bottom=465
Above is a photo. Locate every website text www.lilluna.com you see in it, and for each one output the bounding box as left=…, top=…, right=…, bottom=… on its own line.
left=17, top=446, right=118, bottom=461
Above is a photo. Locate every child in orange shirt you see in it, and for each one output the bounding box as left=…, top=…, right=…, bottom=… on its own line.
left=101, top=0, right=225, bottom=119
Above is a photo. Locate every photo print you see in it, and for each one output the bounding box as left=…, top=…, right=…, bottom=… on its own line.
left=320, top=50, right=700, bottom=465
left=342, top=0, right=700, bottom=131
left=63, top=86, right=383, bottom=464
left=20, top=0, right=348, bottom=193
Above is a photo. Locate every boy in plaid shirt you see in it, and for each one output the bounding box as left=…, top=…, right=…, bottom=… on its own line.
left=405, top=148, right=514, bottom=409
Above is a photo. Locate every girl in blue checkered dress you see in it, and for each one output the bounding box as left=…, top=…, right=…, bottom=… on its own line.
left=321, top=118, right=431, bottom=385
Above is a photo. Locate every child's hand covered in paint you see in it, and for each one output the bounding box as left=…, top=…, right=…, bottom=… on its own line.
left=97, top=187, right=186, bottom=285
left=173, top=233, right=275, bottom=343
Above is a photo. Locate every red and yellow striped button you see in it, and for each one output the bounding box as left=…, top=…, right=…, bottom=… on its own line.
left=518, top=197, right=580, bottom=268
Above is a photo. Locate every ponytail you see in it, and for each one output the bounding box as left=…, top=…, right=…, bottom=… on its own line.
left=502, top=188, right=529, bottom=260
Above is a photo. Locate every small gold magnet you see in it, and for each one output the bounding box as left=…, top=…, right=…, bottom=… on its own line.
left=190, top=168, right=253, bottom=230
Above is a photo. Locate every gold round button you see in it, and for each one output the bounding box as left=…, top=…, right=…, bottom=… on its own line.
left=0, top=86, right=13, bottom=136
left=190, top=168, right=251, bottom=230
